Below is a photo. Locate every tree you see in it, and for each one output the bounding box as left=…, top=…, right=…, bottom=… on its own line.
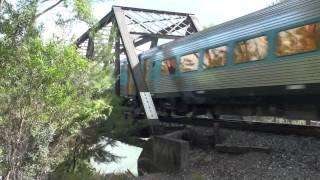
left=0, top=0, right=129, bottom=179
left=0, top=0, right=93, bottom=22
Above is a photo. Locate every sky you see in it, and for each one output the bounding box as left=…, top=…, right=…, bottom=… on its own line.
left=39, top=0, right=280, bottom=40
left=94, top=0, right=277, bottom=26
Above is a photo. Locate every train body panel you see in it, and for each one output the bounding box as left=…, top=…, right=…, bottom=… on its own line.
left=148, top=54, right=320, bottom=98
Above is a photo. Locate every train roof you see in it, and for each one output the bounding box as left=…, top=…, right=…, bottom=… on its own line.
left=140, top=0, right=320, bottom=61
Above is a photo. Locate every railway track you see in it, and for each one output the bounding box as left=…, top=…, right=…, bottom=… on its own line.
left=158, top=116, right=320, bottom=138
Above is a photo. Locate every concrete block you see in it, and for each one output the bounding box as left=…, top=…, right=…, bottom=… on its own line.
left=152, top=136, right=189, bottom=172
left=138, top=130, right=190, bottom=174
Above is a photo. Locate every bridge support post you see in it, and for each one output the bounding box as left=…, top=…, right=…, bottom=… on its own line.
left=113, top=7, right=159, bottom=129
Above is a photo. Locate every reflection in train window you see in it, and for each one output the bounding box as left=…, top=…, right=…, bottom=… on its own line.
left=127, top=66, right=135, bottom=96
left=234, top=36, right=268, bottom=64
left=179, top=53, right=199, bottom=73
left=143, top=60, right=151, bottom=82
left=161, top=58, right=176, bottom=76
left=203, top=46, right=227, bottom=69
left=277, top=23, right=320, bottom=56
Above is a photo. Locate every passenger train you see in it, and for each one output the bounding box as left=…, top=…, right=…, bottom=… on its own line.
left=120, top=0, right=320, bottom=120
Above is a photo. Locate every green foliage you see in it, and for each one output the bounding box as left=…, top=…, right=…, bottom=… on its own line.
left=52, top=165, right=134, bottom=180
left=191, top=173, right=206, bottom=180
left=0, top=34, right=113, bottom=178
left=50, top=160, right=96, bottom=180
left=0, top=0, right=135, bottom=179
left=72, top=0, right=94, bottom=24
left=104, top=173, right=133, bottom=180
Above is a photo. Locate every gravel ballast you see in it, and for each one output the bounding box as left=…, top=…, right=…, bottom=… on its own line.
left=138, top=128, right=320, bottom=180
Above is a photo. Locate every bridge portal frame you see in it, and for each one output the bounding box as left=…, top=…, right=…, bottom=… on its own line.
left=75, top=6, right=201, bottom=129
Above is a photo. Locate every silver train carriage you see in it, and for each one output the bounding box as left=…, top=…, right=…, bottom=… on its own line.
left=120, top=0, right=320, bottom=120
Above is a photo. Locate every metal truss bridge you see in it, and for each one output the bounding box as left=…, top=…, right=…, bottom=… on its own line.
left=75, top=6, right=201, bottom=127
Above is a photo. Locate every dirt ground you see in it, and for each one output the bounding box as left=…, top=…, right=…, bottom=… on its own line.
left=138, top=128, right=320, bottom=180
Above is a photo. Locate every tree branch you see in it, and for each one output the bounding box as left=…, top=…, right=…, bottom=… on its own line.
left=35, top=0, right=63, bottom=19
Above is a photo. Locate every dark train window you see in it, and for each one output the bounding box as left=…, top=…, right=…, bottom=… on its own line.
left=161, top=58, right=176, bottom=76
left=203, top=46, right=227, bottom=69
left=276, top=23, right=320, bottom=56
left=179, top=53, right=199, bottom=73
left=234, top=36, right=268, bottom=64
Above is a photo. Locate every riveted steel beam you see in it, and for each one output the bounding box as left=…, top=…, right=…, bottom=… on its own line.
left=116, top=6, right=194, bottom=16
left=115, top=34, right=121, bottom=96
left=129, top=32, right=185, bottom=39
left=187, top=15, right=201, bottom=32
left=75, top=11, right=114, bottom=47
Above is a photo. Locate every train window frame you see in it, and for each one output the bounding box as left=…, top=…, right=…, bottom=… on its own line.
left=203, top=45, right=228, bottom=69
left=160, top=57, right=177, bottom=77
left=234, top=35, right=269, bottom=64
left=275, top=22, right=320, bottom=57
left=179, top=51, right=200, bottom=73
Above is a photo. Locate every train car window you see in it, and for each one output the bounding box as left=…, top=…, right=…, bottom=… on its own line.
left=203, top=46, right=227, bottom=69
left=143, top=60, right=151, bottom=82
left=161, top=58, right=176, bottom=76
left=127, top=66, right=135, bottom=96
left=179, top=53, right=199, bottom=73
left=234, top=36, right=268, bottom=64
left=276, top=23, right=320, bottom=56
